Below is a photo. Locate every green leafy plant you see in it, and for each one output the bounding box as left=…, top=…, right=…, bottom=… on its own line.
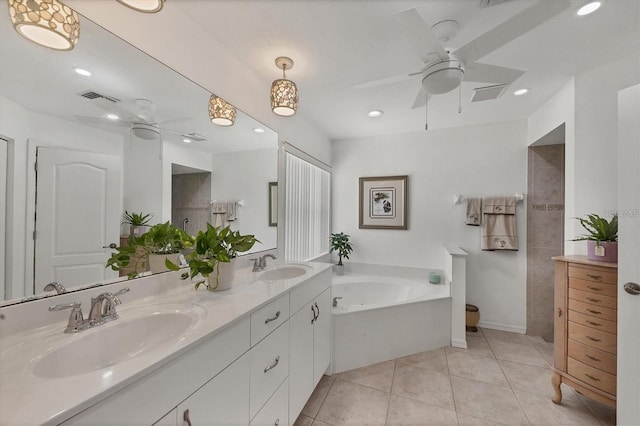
left=106, top=222, right=194, bottom=279
left=169, top=224, right=259, bottom=290
left=330, top=232, right=353, bottom=266
left=572, top=214, right=618, bottom=244
left=121, top=211, right=153, bottom=227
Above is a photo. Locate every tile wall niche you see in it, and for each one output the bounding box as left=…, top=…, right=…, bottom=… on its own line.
left=172, top=172, right=212, bottom=236
left=526, top=140, right=565, bottom=341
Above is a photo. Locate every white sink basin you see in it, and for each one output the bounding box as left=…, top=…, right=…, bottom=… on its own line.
left=33, top=305, right=204, bottom=379
left=259, top=264, right=311, bottom=281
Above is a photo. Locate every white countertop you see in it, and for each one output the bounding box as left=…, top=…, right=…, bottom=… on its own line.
left=0, top=262, right=332, bottom=425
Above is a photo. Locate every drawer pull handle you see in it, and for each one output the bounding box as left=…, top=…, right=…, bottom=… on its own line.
left=585, top=354, right=601, bottom=362
left=587, top=286, right=602, bottom=292
left=587, top=274, right=602, bottom=280
left=586, top=297, right=601, bottom=303
left=274, top=419, right=280, bottom=426
left=585, top=373, right=601, bottom=382
left=586, top=336, right=602, bottom=342
left=264, top=355, right=280, bottom=373
left=183, top=409, right=192, bottom=426
left=586, top=309, right=602, bottom=315
left=586, top=320, right=602, bottom=327
left=265, top=311, right=281, bottom=324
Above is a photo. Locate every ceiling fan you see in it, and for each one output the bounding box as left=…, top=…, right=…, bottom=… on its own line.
left=360, top=0, right=570, bottom=118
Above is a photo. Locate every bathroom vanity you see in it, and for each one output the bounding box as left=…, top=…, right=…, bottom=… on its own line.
left=0, top=262, right=332, bottom=425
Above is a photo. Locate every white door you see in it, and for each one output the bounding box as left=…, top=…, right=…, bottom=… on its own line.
left=0, top=137, right=6, bottom=299
left=617, top=84, right=640, bottom=424
left=34, top=147, right=121, bottom=293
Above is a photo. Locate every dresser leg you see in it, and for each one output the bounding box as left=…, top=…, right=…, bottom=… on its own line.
left=551, top=372, right=562, bottom=404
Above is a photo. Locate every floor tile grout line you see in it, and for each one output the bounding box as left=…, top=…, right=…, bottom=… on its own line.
left=383, top=359, right=397, bottom=426
left=496, top=353, right=534, bottom=425
left=312, top=376, right=337, bottom=424
left=443, top=343, right=462, bottom=426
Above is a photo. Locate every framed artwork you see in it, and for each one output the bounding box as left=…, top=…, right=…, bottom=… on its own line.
left=359, top=175, right=408, bottom=229
left=269, top=182, right=278, bottom=227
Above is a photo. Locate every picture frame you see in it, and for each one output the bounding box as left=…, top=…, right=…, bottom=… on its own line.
left=268, top=182, right=278, bottom=227
left=359, top=175, right=408, bottom=229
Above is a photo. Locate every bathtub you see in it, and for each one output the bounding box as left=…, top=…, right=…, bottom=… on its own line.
left=331, top=272, right=451, bottom=373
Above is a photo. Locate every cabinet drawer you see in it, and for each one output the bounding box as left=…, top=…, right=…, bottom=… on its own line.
left=250, top=321, right=290, bottom=419
left=568, top=338, right=616, bottom=375
left=568, top=288, right=617, bottom=310
left=569, top=278, right=617, bottom=298
left=568, top=299, right=617, bottom=322
left=290, top=269, right=331, bottom=314
left=568, top=321, right=616, bottom=354
left=568, top=357, right=616, bottom=395
left=251, top=378, right=289, bottom=426
left=251, top=293, right=290, bottom=346
left=568, top=265, right=617, bottom=285
left=568, top=310, right=616, bottom=334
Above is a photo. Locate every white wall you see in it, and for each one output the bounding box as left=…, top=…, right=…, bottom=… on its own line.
left=211, top=149, right=278, bottom=253
left=332, top=120, right=528, bottom=332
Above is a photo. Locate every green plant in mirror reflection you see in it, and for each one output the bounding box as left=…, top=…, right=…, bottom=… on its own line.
left=121, top=211, right=153, bottom=227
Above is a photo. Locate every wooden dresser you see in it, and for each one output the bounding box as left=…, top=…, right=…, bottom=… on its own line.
left=552, top=255, right=617, bottom=408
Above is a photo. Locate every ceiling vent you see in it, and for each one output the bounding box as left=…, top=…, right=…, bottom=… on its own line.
left=471, top=84, right=508, bottom=102
left=182, top=132, right=207, bottom=142
left=479, top=0, right=515, bottom=8
left=79, top=90, right=120, bottom=103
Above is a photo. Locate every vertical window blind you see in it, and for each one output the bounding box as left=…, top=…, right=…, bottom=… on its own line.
left=284, top=152, right=330, bottom=261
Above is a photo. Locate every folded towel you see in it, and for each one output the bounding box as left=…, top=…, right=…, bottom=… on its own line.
left=465, top=198, right=482, bottom=226
left=481, top=196, right=518, bottom=251
left=211, top=202, right=229, bottom=228
left=211, top=201, right=227, bottom=214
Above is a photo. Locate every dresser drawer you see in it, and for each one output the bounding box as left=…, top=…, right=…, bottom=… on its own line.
left=568, top=310, right=616, bottom=334
left=568, top=299, right=617, bottom=322
left=569, top=288, right=617, bottom=310
left=251, top=378, right=288, bottom=426
left=568, top=357, right=616, bottom=395
left=251, top=293, right=290, bottom=346
left=568, top=265, right=617, bottom=285
left=568, top=321, right=616, bottom=354
left=250, top=321, right=290, bottom=419
left=568, top=339, right=616, bottom=375
left=569, top=278, right=617, bottom=298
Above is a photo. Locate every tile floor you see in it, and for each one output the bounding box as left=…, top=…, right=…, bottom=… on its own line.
left=294, top=328, right=616, bottom=426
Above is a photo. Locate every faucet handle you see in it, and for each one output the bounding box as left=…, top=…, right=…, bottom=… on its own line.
left=49, top=302, right=89, bottom=333
left=44, top=282, right=66, bottom=294
left=102, top=288, right=129, bottom=321
left=249, top=258, right=261, bottom=272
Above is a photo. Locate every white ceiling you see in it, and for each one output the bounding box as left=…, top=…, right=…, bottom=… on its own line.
left=175, top=0, right=639, bottom=140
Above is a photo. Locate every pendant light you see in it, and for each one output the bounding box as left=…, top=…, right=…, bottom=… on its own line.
left=116, top=0, right=164, bottom=13
left=208, top=94, right=236, bottom=127
left=270, top=56, right=298, bottom=117
left=8, top=0, right=80, bottom=51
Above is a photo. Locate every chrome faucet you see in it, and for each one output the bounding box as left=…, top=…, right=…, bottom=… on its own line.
left=44, top=282, right=66, bottom=294
left=49, top=302, right=90, bottom=333
left=89, top=288, right=130, bottom=326
left=250, top=254, right=277, bottom=272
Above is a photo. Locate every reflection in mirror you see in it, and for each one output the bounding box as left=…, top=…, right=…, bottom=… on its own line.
left=0, top=4, right=278, bottom=305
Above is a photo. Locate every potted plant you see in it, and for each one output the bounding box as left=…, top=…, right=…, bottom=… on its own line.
left=170, top=224, right=259, bottom=291
left=572, top=214, right=618, bottom=262
left=122, top=210, right=153, bottom=236
left=330, top=232, right=353, bottom=275
left=107, top=221, right=194, bottom=277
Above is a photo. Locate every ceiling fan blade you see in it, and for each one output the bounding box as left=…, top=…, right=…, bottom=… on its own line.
left=464, top=63, right=524, bottom=85
left=354, top=72, right=414, bottom=89
left=453, top=0, right=570, bottom=65
left=73, top=115, right=131, bottom=128
left=393, top=8, right=449, bottom=63
left=88, top=97, right=145, bottom=122
left=411, top=88, right=430, bottom=110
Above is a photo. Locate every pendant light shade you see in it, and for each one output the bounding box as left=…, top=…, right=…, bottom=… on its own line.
left=8, top=0, right=80, bottom=51
left=115, top=0, right=164, bottom=13
left=208, top=94, right=236, bottom=127
left=271, top=57, right=298, bottom=117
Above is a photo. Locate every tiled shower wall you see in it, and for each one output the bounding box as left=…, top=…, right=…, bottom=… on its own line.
left=172, top=172, right=211, bottom=236
left=526, top=144, right=565, bottom=341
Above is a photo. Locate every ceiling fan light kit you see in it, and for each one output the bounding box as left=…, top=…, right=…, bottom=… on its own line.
left=8, top=0, right=80, bottom=51
left=421, top=58, right=464, bottom=95
left=116, top=0, right=164, bottom=13
left=271, top=56, right=298, bottom=117
left=208, top=94, right=237, bottom=126
left=131, top=122, right=160, bottom=140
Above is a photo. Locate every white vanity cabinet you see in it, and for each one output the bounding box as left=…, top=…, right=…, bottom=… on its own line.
left=289, top=269, right=332, bottom=422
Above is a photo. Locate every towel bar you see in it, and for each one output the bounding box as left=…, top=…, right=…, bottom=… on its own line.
left=453, top=193, right=524, bottom=205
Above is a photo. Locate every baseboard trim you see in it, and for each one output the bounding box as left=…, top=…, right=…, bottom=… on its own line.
left=478, top=320, right=526, bottom=334
left=451, top=338, right=468, bottom=349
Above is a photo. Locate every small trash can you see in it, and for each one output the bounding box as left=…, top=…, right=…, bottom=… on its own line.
left=466, top=304, right=480, bottom=332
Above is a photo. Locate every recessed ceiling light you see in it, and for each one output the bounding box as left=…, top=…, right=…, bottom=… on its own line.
left=253, top=128, right=265, bottom=134
left=73, top=67, right=91, bottom=77
left=368, top=110, right=383, bottom=118
left=577, top=1, right=603, bottom=16
left=106, top=114, right=119, bottom=120
left=182, top=138, right=192, bottom=143
left=514, top=88, right=529, bottom=96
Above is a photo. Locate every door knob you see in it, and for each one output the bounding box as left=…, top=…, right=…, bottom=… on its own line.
left=102, top=243, right=117, bottom=249
left=624, top=282, right=640, bottom=295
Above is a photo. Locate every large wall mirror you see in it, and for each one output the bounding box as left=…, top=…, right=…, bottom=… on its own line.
left=0, top=3, right=278, bottom=305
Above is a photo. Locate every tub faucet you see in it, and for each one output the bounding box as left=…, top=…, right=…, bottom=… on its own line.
left=332, top=296, right=343, bottom=307
left=251, top=254, right=277, bottom=272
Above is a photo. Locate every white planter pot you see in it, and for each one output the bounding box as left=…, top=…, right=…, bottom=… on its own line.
left=148, top=253, right=181, bottom=274
left=206, top=261, right=235, bottom=291
left=334, top=264, right=345, bottom=276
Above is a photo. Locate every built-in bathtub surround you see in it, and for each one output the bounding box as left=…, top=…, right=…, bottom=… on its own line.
left=171, top=171, right=211, bottom=235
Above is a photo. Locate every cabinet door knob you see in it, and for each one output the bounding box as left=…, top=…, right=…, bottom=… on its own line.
left=183, top=409, right=192, bottom=426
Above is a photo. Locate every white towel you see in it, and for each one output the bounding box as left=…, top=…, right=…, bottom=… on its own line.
left=465, top=198, right=482, bottom=226
left=211, top=202, right=228, bottom=228
left=481, top=196, right=518, bottom=251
